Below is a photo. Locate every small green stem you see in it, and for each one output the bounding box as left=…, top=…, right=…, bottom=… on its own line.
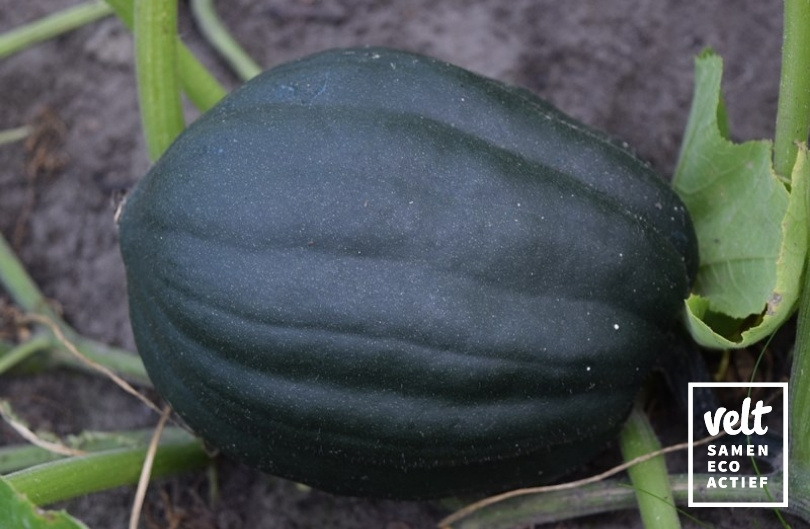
left=190, top=0, right=261, bottom=81
left=104, top=0, right=226, bottom=111
left=177, top=44, right=229, bottom=111
left=0, top=1, right=113, bottom=60
left=134, top=0, right=185, bottom=161
left=773, top=0, right=810, bottom=178
left=0, top=231, right=150, bottom=384
left=619, top=405, right=681, bottom=529
left=0, top=232, right=61, bottom=322
left=3, top=332, right=150, bottom=386
left=67, top=334, right=150, bottom=385
left=5, top=430, right=209, bottom=506
left=0, top=126, right=31, bottom=146
left=0, top=334, right=52, bottom=375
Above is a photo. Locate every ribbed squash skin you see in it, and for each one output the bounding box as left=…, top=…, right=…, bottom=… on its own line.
left=118, top=47, right=698, bottom=499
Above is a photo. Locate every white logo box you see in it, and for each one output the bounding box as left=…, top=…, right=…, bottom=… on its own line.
left=687, top=382, right=788, bottom=508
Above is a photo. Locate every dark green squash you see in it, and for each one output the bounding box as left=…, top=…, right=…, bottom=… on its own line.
left=118, top=47, right=698, bottom=499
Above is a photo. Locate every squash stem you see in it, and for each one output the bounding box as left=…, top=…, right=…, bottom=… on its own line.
left=190, top=0, right=261, bottom=81
left=0, top=1, right=112, bottom=60
left=134, top=0, right=184, bottom=161
left=4, top=429, right=209, bottom=506
left=773, top=0, right=810, bottom=178
left=618, top=404, right=681, bottom=529
left=104, top=0, right=226, bottom=112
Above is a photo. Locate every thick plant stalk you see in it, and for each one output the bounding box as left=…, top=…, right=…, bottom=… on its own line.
left=792, top=233, right=810, bottom=470
left=773, top=0, right=810, bottom=178
left=788, top=0, right=810, bottom=484
left=619, top=405, right=681, bottom=529
left=134, top=0, right=184, bottom=161
left=5, top=430, right=208, bottom=506
left=104, top=0, right=226, bottom=111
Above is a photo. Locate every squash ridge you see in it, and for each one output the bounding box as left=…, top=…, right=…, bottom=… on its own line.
left=139, top=243, right=671, bottom=376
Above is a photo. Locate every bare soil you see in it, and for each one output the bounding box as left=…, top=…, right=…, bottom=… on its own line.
left=0, top=1, right=797, bottom=528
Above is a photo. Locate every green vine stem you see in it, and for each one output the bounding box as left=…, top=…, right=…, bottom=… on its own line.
left=786, top=0, right=810, bottom=489
left=190, top=0, right=261, bottom=81
left=0, top=1, right=225, bottom=111
left=774, top=0, right=810, bottom=178
left=176, top=42, right=228, bottom=111
left=618, top=404, right=680, bottom=529
left=1, top=329, right=149, bottom=385
left=104, top=0, right=226, bottom=112
left=0, top=232, right=61, bottom=323
left=0, top=444, right=62, bottom=475
left=0, top=428, right=189, bottom=474
left=444, top=472, right=803, bottom=529
left=0, top=334, right=52, bottom=375
left=67, top=333, right=149, bottom=384
left=4, top=428, right=209, bottom=506
left=791, top=230, right=810, bottom=471
left=0, top=232, right=150, bottom=384
left=0, top=126, right=30, bottom=146
left=134, top=0, right=184, bottom=161
left=0, top=1, right=112, bottom=60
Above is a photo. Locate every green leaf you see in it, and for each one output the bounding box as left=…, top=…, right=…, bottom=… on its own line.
left=673, top=49, right=809, bottom=348
left=0, top=476, right=88, bottom=529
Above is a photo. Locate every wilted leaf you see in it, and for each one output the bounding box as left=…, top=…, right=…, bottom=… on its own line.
left=673, top=49, right=808, bottom=347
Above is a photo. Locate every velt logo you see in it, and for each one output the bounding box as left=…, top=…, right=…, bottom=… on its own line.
left=688, top=382, right=788, bottom=508
left=703, top=397, right=771, bottom=436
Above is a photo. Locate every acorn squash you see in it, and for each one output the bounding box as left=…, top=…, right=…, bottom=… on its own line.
left=118, top=47, right=698, bottom=499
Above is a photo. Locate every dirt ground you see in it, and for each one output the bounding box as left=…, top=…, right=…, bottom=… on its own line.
left=0, top=1, right=798, bottom=528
